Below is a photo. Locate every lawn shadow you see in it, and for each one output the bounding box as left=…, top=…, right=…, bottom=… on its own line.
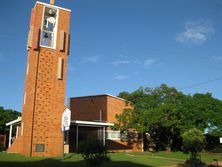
left=0, top=158, right=83, bottom=167
left=0, top=158, right=153, bottom=167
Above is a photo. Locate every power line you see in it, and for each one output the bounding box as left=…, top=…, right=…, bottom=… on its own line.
left=179, top=76, right=222, bottom=90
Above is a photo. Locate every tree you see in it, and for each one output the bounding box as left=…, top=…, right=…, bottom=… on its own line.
left=0, top=107, right=21, bottom=135
left=191, top=93, right=222, bottom=135
left=116, top=84, right=222, bottom=151
left=182, top=128, right=205, bottom=163
left=116, top=84, right=187, bottom=150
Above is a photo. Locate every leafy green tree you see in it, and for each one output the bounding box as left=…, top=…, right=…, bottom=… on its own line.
left=191, top=93, right=222, bottom=135
left=116, top=84, right=222, bottom=151
left=182, top=128, right=205, bottom=162
left=117, top=84, right=187, bottom=150
left=0, top=106, right=21, bottom=135
left=113, top=108, right=133, bottom=131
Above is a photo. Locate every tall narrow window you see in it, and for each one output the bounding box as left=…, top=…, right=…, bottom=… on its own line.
left=40, top=7, right=58, bottom=48
left=57, top=57, right=63, bottom=80
left=26, top=64, right=29, bottom=75
left=23, top=92, right=26, bottom=105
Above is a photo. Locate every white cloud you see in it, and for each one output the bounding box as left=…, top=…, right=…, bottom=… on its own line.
left=176, top=20, right=214, bottom=45
left=114, top=74, right=130, bottom=80
left=111, top=60, right=131, bottom=65
left=143, top=58, right=155, bottom=68
left=82, top=56, right=98, bottom=63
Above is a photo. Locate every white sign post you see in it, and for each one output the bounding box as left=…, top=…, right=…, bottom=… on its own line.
left=220, top=137, right=222, bottom=144
left=61, top=108, right=71, bottom=160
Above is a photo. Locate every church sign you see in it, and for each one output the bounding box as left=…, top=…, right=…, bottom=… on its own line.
left=61, top=108, right=71, bottom=131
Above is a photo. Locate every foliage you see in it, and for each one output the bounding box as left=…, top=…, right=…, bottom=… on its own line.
left=113, top=109, right=133, bottom=131
left=0, top=107, right=21, bottom=135
left=78, top=140, right=109, bottom=167
left=182, top=128, right=205, bottom=162
left=0, top=143, right=6, bottom=151
left=205, top=134, right=222, bottom=151
left=115, top=84, right=222, bottom=151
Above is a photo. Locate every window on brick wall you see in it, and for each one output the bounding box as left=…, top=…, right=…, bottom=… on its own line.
left=106, top=130, right=120, bottom=140
left=106, top=130, right=138, bottom=141
left=36, top=144, right=45, bottom=152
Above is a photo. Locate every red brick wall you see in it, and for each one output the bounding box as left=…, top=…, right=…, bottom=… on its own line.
left=70, top=95, right=132, bottom=122
left=70, top=96, right=107, bottom=121
left=16, top=2, right=71, bottom=157
left=106, top=96, right=141, bottom=152
left=70, top=95, right=142, bottom=152
left=7, top=136, right=23, bottom=153
left=106, top=96, right=132, bottom=123
left=21, top=4, right=43, bottom=156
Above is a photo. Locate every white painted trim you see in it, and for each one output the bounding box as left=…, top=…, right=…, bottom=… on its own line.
left=105, top=93, right=128, bottom=102
left=6, top=117, right=22, bottom=126
left=54, top=8, right=59, bottom=49
left=35, top=1, right=71, bottom=12
left=39, top=6, right=48, bottom=49
left=71, top=120, right=114, bottom=126
left=9, top=125, right=12, bottom=147
left=69, top=94, right=128, bottom=102
left=75, top=124, right=103, bottom=128
left=39, top=45, right=55, bottom=49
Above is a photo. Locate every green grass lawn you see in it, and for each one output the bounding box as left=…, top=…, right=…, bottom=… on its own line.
left=0, top=151, right=221, bottom=167
left=131, top=151, right=222, bottom=162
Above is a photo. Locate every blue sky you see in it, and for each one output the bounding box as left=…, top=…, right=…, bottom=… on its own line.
left=1, top=0, right=222, bottom=111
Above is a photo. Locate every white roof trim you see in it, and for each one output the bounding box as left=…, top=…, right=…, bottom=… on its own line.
left=6, top=117, right=22, bottom=126
left=105, top=93, right=128, bottom=102
left=71, top=120, right=114, bottom=126
left=35, top=1, right=71, bottom=12
left=69, top=93, right=128, bottom=102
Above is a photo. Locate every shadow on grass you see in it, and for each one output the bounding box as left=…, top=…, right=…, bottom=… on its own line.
left=0, top=158, right=151, bottom=167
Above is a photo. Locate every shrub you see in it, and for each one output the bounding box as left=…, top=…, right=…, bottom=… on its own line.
left=78, top=140, right=109, bottom=167
left=182, top=128, right=205, bottom=163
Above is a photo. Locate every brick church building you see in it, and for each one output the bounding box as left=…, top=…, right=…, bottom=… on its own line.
left=6, top=1, right=142, bottom=157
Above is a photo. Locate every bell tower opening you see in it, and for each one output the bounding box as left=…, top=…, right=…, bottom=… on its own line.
left=40, top=7, right=58, bottom=48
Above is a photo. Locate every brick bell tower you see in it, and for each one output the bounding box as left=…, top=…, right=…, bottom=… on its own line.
left=20, top=0, right=71, bottom=156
